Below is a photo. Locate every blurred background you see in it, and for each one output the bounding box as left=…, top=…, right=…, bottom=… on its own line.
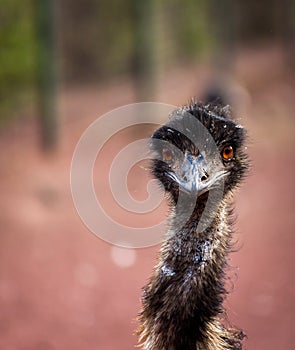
left=0, top=0, right=294, bottom=349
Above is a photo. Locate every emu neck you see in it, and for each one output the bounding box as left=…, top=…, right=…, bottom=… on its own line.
left=138, top=196, right=234, bottom=350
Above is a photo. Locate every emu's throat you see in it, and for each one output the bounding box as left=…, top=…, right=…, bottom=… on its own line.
left=139, top=203, right=231, bottom=350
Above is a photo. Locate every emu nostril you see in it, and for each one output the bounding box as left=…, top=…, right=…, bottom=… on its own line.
left=201, top=172, right=209, bottom=182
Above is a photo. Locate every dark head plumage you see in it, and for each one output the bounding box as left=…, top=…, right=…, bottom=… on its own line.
left=150, top=102, right=248, bottom=204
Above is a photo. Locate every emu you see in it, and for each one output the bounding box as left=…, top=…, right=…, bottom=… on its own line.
left=138, top=101, right=249, bottom=350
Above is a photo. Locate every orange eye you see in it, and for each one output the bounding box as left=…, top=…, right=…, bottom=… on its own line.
left=162, top=148, right=173, bottom=162
left=222, top=145, right=234, bottom=160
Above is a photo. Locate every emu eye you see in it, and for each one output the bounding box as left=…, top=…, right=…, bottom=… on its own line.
left=221, top=145, right=234, bottom=161
left=162, top=148, right=173, bottom=162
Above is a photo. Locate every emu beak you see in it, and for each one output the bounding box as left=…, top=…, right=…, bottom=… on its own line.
left=167, top=153, right=227, bottom=196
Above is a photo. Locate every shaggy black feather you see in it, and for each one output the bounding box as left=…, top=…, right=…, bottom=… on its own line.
left=138, top=101, right=249, bottom=350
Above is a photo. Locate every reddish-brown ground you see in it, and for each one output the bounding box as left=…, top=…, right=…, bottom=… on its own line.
left=0, top=46, right=294, bottom=349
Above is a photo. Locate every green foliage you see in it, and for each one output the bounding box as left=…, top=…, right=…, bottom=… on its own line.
left=60, top=0, right=212, bottom=82
left=0, top=0, right=36, bottom=123
left=0, top=0, right=216, bottom=124
left=164, top=0, right=211, bottom=60
left=60, top=0, right=136, bottom=82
